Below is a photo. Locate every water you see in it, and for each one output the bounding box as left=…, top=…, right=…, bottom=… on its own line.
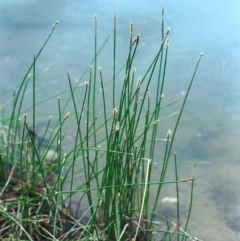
left=1, top=1, right=240, bottom=240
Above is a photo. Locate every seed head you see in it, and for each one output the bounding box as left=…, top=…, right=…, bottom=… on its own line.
left=115, top=121, right=120, bottom=131
left=198, top=52, right=204, bottom=61
left=52, top=21, right=59, bottom=30
left=153, top=119, right=159, bottom=125
left=147, top=88, right=150, bottom=99
left=64, top=112, right=70, bottom=119
left=132, top=34, right=140, bottom=45
left=76, top=81, right=89, bottom=88
left=113, top=108, right=119, bottom=115
left=167, top=129, right=171, bottom=137
left=27, top=73, right=32, bottom=79
left=89, top=65, right=92, bottom=73
left=137, top=76, right=141, bottom=88
left=130, top=22, right=133, bottom=34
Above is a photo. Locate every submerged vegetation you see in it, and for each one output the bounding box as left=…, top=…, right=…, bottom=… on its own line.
left=0, top=10, right=203, bottom=241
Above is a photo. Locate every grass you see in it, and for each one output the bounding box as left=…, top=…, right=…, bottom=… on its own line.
left=0, top=9, right=203, bottom=241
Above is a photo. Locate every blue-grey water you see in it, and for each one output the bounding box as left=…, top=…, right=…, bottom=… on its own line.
left=1, top=1, right=240, bottom=240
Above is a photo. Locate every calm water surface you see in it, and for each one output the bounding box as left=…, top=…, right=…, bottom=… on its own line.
left=1, top=1, right=240, bottom=240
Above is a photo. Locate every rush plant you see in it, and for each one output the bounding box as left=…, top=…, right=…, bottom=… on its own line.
left=0, top=9, right=203, bottom=241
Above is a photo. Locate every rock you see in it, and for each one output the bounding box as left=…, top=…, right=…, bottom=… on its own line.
left=44, top=150, right=58, bottom=163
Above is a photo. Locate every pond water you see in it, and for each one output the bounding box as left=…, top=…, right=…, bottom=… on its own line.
left=1, top=1, right=240, bottom=240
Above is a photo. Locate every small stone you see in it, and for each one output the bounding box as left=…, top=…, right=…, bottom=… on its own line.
left=45, top=150, right=58, bottom=163
left=161, top=197, right=178, bottom=203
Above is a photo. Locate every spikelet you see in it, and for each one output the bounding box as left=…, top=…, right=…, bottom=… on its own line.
left=52, top=21, right=59, bottom=30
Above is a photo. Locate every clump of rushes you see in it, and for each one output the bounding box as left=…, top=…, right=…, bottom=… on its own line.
left=0, top=9, right=203, bottom=241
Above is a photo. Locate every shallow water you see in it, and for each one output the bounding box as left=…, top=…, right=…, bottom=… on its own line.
left=1, top=1, right=240, bottom=240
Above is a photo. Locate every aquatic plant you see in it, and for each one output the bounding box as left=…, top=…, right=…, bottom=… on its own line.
left=0, top=9, right=203, bottom=241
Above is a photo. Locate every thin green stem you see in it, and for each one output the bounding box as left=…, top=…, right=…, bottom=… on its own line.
left=93, top=15, right=98, bottom=148
left=7, top=21, right=59, bottom=162
left=112, top=12, right=117, bottom=108
left=182, top=165, right=196, bottom=241
left=31, top=54, right=36, bottom=190
left=174, top=151, right=180, bottom=241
